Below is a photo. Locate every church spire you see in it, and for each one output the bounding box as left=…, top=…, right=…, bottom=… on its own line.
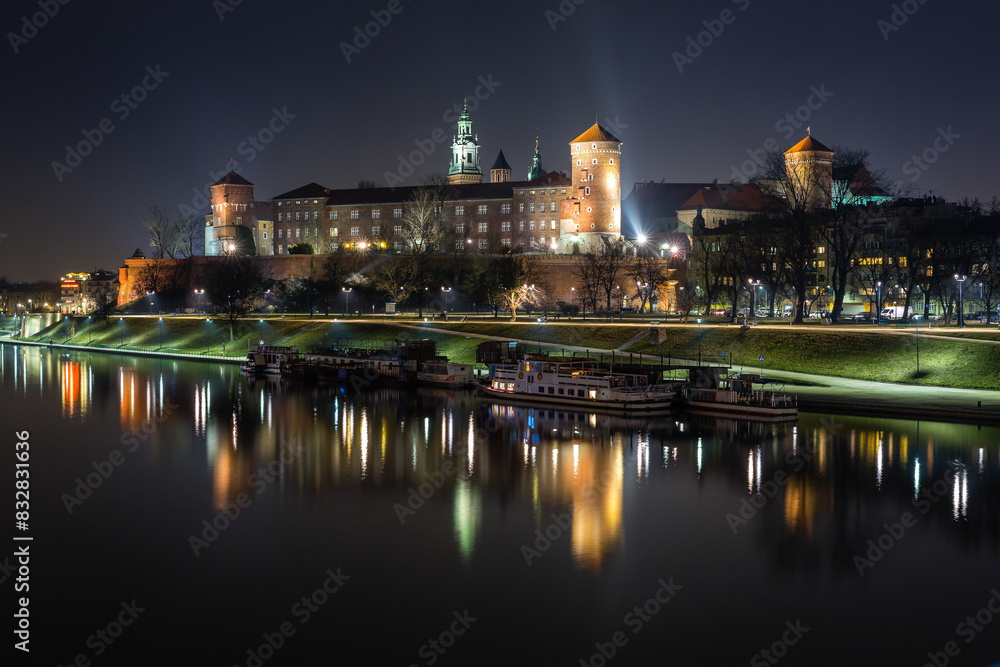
left=448, top=98, right=483, bottom=185
left=527, top=134, right=545, bottom=181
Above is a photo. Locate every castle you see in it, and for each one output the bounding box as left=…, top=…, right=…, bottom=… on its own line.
left=205, top=107, right=623, bottom=257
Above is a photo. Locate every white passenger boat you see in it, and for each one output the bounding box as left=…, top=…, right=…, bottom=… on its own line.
left=681, top=370, right=798, bottom=420
left=479, top=356, right=676, bottom=413
left=417, top=361, right=475, bottom=387
left=241, top=345, right=299, bottom=375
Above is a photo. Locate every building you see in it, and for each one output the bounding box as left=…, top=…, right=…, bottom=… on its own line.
left=448, top=102, right=482, bottom=185
left=60, top=270, right=119, bottom=313
left=204, top=172, right=275, bottom=256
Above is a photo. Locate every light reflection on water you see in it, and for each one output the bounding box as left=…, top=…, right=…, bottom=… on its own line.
left=4, top=344, right=1000, bottom=664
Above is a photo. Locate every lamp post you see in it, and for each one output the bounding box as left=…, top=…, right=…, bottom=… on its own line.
left=145, top=291, right=154, bottom=315
left=441, top=287, right=452, bottom=319
left=536, top=317, right=544, bottom=353
left=570, top=287, right=576, bottom=319
left=194, top=288, right=204, bottom=313
left=697, top=318, right=702, bottom=365
left=876, top=281, right=882, bottom=326
left=913, top=315, right=920, bottom=375
left=955, top=275, right=967, bottom=328
left=205, top=318, right=210, bottom=354
left=119, top=317, right=124, bottom=347
left=342, top=287, right=352, bottom=316
left=749, top=279, right=762, bottom=325
left=158, top=317, right=163, bottom=351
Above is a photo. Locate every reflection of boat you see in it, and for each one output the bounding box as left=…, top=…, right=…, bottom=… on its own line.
left=417, top=362, right=475, bottom=387
left=681, top=368, right=797, bottom=420
left=242, top=346, right=299, bottom=375
left=480, top=356, right=676, bottom=414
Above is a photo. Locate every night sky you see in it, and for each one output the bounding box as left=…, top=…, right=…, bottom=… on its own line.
left=3, top=0, right=997, bottom=280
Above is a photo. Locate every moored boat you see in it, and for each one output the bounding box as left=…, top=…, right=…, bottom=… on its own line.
left=680, top=368, right=798, bottom=420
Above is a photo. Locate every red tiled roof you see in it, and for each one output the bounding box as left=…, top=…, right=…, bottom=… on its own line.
left=212, top=171, right=254, bottom=187
left=677, top=183, right=777, bottom=212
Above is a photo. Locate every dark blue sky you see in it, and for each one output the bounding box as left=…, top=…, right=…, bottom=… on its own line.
left=2, top=0, right=996, bottom=280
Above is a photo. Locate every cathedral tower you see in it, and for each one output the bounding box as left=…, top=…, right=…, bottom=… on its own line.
left=448, top=101, right=483, bottom=185
left=490, top=149, right=511, bottom=183
left=561, top=123, right=622, bottom=252
left=784, top=135, right=834, bottom=210
left=205, top=171, right=255, bottom=256
left=527, top=136, right=546, bottom=181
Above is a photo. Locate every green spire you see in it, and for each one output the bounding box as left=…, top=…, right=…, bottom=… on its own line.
left=527, top=135, right=545, bottom=180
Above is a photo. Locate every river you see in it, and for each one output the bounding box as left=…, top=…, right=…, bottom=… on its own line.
left=1, top=343, right=997, bottom=666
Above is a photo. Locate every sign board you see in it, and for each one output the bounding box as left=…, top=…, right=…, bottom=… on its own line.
left=385, top=302, right=396, bottom=314
left=758, top=355, right=764, bottom=362
left=721, top=352, right=726, bottom=359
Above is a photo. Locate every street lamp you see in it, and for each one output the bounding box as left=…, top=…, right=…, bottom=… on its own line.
left=876, top=281, right=882, bottom=326
left=342, top=287, right=352, bottom=316
left=536, top=317, right=544, bottom=353
left=913, top=315, right=921, bottom=375
left=158, top=317, right=163, bottom=351
left=441, top=287, right=452, bottom=318
left=194, top=288, right=205, bottom=313
left=955, top=275, right=967, bottom=327
left=749, top=279, right=762, bottom=326
left=119, top=317, right=124, bottom=347
left=205, top=318, right=210, bottom=354
left=145, top=291, right=154, bottom=315
left=697, top=318, right=702, bottom=365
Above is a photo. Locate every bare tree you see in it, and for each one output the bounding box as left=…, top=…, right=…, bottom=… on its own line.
left=201, top=255, right=267, bottom=341
left=143, top=206, right=184, bottom=259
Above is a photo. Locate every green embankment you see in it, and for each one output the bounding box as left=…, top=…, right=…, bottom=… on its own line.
left=17, top=317, right=1000, bottom=390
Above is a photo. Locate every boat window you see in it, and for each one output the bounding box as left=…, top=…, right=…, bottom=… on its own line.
left=548, top=387, right=554, bottom=394
left=588, top=390, right=597, bottom=399
left=558, top=388, right=564, bottom=395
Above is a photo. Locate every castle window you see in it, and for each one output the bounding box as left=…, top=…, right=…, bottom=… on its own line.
left=278, top=229, right=283, bottom=238
left=502, top=221, right=511, bottom=232
left=540, top=221, right=546, bottom=231
left=478, top=239, right=488, bottom=250
left=296, top=201, right=301, bottom=205
left=588, top=208, right=592, bottom=213
left=304, top=228, right=310, bottom=237
left=329, top=211, right=334, bottom=220
left=372, top=209, right=381, bottom=219
left=394, top=208, right=402, bottom=218
left=350, top=227, right=360, bottom=237
left=313, top=211, right=318, bottom=220
left=501, top=204, right=511, bottom=214
left=478, top=222, right=488, bottom=233
left=278, top=202, right=283, bottom=206
left=576, top=160, right=581, bottom=166
left=529, top=203, right=535, bottom=213
left=478, top=205, right=487, bottom=215
left=519, top=221, right=525, bottom=231
left=262, top=232, right=267, bottom=239
left=456, top=240, right=465, bottom=250
left=331, top=228, right=339, bottom=236
left=540, top=203, right=546, bottom=213
left=585, top=187, right=591, bottom=195
left=455, top=223, right=465, bottom=234
left=592, top=144, right=596, bottom=149
left=296, top=228, right=301, bottom=238
left=236, top=217, right=242, bottom=224
left=372, top=226, right=380, bottom=236
left=502, top=238, right=511, bottom=247
left=278, top=245, right=283, bottom=254
left=530, top=221, right=535, bottom=231
left=394, top=240, right=403, bottom=250
left=295, top=212, right=300, bottom=221
left=609, top=159, right=614, bottom=165
left=394, top=225, right=402, bottom=236
left=519, top=203, right=525, bottom=213
left=530, top=238, right=537, bottom=248
left=278, top=213, right=283, bottom=222
left=592, top=159, right=598, bottom=165
left=351, top=210, right=359, bottom=220
left=455, top=206, right=465, bottom=216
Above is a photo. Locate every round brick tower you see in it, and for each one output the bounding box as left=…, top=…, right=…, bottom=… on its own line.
left=206, top=171, right=255, bottom=255
left=783, top=135, right=833, bottom=211
left=562, top=123, right=622, bottom=252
